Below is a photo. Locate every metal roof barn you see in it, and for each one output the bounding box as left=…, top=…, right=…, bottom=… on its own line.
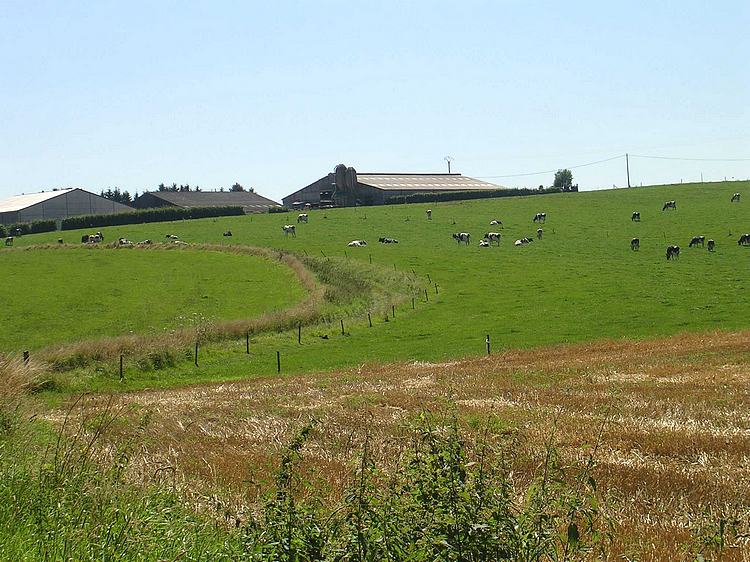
left=133, top=191, right=280, bottom=213
left=0, top=188, right=134, bottom=225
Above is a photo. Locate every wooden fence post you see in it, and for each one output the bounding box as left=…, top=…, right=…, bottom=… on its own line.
left=276, top=351, right=281, bottom=373
left=119, top=354, right=124, bottom=382
left=194, top=341, right=199, bottom=367
left=412, top=297, right=415, bottom=309
left=392, top=305, right=395, bottom=318
left=298, top=323, right=302, bottom=344
left=340, top=319, right=345, bottom=335
left=435, top=283, right=439, bottom=294
left=485, top=334, right=491, bottom=355
left=23, top=350, right=29, bottom=365
left=424, top=288, right=429, bottom=302
left=368, top=312, right=372, bottom=327
left=246, top=332, right=250, bottom=354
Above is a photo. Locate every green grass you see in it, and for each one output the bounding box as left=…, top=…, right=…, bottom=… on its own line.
left=5, top=180, right=750, bottom=391
left=0, top=247, right=307, bottom=351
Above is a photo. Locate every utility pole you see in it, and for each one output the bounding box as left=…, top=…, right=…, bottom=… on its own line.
left=444, top=155, right=454, bottom=174
left=626, top=153, right=631, bottom=188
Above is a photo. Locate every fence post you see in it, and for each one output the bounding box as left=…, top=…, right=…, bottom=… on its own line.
left=412, top=297, right=415, bottom=309
left=194, top=341, right=199, bottom=367
left=23, top=350, right=29, bottom=365
left=369, top=254, right=372, bottom=264
left=298, top=323, right=302, bottom=344
left=340, top=319, right=345, bottom=335
left=427, top=273, right=432, bottom=284
left=119, top=354, right=124, bottom=382
left=368, top=312, right=372, bottom=327
left=246, top=331, right=250, bottom=354
left=276, top=351, right=281, bottom=373
left=424, top=288, right=429, bottom=302
left=485, top=334, right=490, bottom=355
left=435, top=283, right=439, bottom=294
left=392, top=305, right=395, bottom=318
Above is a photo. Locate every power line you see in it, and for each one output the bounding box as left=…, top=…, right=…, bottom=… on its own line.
left=629, top=154, right=750, bottom=162
left=476, top=154, right=624, bottom=179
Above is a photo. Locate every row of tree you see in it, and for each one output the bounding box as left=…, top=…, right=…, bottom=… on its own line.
left=100, top=182, right=254, bottom=205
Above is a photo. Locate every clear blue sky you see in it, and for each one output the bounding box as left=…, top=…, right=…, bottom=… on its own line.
left=1, top=1, right=748, bottom=202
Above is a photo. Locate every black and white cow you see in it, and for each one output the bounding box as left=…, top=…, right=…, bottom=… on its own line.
left=514, top=237, right=533, bottom=246
left=347, top=240, right=367, bottom=247
left=707, top=239, right=715, bottom=252
left=297, top=213, right=308, bottom=223
left=378, top=237, right=399, bottom=244
left=452, top=232, right=471, bottom=245
left=282, top=225, right=296, bottom=237
left=666, top=245, right=680, bottom=260
left=483, top=232, right=501, bottom=246
left=479, top=239, right=490, bottom=247
left=165, top=234, right=179, bottom=240
left=662, top=200, right=677, bottom=211
left=489, top=219, right=502, bottom=227
left=223, top=231, right=233, bottom=237
left=631, top=211, right=641, bottom=222
left=4, top=236, right=13, bottom=246
left=738, top=233, right=750, bottom=246
left=533, top=212, right=546, bottom=223
left=536, top=228, right=543, bottom=240
left=631, top=238, right=639, bottom=251
left=426, top=209, right=432, bottom=220
left=688, top=235, right=705, bottom=248
left=118, top=238, right=133, bottom=246
left=731, top=193, right=741, bottom=202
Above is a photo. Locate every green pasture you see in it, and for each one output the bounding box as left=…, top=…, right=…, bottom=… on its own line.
left=0, top=248, right=306, bottom=351
left=5, top=180, right=750, bottom=391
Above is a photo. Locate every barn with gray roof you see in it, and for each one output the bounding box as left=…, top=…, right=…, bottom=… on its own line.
left=282, top=164, right=505, bottom=208
left=133, top=190, right=280, bottom=213
left=0, top=188, right=133, bottom=225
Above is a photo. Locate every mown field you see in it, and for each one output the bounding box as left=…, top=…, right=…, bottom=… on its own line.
left=0, top=246, right=307, bottom=351
left=4, top=180, right=748, bottom=389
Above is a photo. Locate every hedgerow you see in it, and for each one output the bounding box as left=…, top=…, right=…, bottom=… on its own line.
left=60, top=205, right=244, bottom=230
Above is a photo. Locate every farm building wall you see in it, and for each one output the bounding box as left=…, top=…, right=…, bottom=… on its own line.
left=0, top=189, right=133, bottom=224
left=282, top=175, right=336, bottom=207
left=132, top=192, right=177, bottom=209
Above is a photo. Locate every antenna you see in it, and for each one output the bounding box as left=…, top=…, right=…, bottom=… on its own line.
left=444, top=155, right=454, bottom=174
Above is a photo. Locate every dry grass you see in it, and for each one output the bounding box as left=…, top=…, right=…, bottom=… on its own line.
left=64, top=330, right=750, bottom=560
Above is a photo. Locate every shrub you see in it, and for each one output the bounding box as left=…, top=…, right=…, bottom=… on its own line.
left=268, top=206, right=290, bottom=214
left=0, top=220, right=57, bottom=237
left=385, top=186, right=566, bottom=205
left=60, top=206, right=245, bottom=230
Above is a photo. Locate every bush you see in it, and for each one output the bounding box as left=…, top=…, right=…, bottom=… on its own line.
left=268, top=206, right=289, bottom=214
left=60, top=206, right=245, bottom=230
left=385, top=186, right=566, bottom=205
left=0, top=220, right=57, bottom=237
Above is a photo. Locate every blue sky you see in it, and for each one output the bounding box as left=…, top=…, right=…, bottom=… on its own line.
left=1, top=1, right=748, bottom=202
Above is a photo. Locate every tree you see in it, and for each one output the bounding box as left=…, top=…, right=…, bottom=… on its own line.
left=230, top=183, right=245, bottom=192
left=553, top=169, right=573, bottom=191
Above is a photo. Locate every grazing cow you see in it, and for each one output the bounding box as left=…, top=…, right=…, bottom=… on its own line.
left=165, top=234, right=179, bottom=240
left=117, top=238, right=133, bottom=246
left=378, top=237, right=399, bottom=244
left=452, top=232, right=471, bottom=245
left=483, top=232, right=501, bottom=246
left=738, top=233, right=750, bottom=246
left=666, top=245, right=680, bottom=260
left=631, top=211, right=641, bottom=222
left=533, top=212, right=546, bottom=223
left=731, top=193, right=741, bottom=202
left=426, top=209, right=432, bottom=220
left=85, top=234, right=101, bottom=244
left=688, top=235, right=705, bottom=248
left=4, top=236, right=13, bottom=246
left=479, top=239, right=490, bottom=247
left=282, top=225, right=296, bottom=237
left=137, top=239, right=152, bottom=246
left=347, top=240, right=367, bottom=247
left=536, top=228, right=543, bottom=240
left=11, top=228, right=22, bottom=237
left=223, top=231, right=232, bottom=237
left=631, top=238, right=640, bottom=251
left=95, top=231, right=104, bottom=241
left=297, top=213, right=308, bottom=223
left=489, top=219, right=502, bottom=226
left=662, top=200, right=677, bottom=211
left=514, top=237, right=533, bottom=246
left=707, top=239, right=715, bottom=252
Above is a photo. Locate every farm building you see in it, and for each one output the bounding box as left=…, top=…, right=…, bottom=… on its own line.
left=282, top=164, right=505, bottom=208
left=133, top=191, right=280, bottom=213
left=0, top=188, right=133, bottom=225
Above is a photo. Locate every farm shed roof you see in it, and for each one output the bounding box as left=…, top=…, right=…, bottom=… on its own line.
left=0, top=188, right=75, bottom=213
left=141, top=191, right=280, bottom=211
left=357, top=173, right=502, bottom=191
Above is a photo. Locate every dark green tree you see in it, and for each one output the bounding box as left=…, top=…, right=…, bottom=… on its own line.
left=553, top=169, right=573, bottom=190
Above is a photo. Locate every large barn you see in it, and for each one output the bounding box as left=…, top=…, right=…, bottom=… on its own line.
left=133, top=190, right=280, bottom=213
left=0, top=188, right=133, bottom=225
left=282, top=164, right=505, bottom=208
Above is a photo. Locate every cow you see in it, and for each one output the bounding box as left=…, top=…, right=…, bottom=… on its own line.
left=536, top=228, right=543, bottom=240
left=137, top=239, right=152, bottom=246
left=707, top=239, right=715, bottom=252
left=297, top=213, right=308, bottom=223
left=738, top=233, right=750, bottom=246
left=533, top=212, right=546, bottom=223
left=452, top=232, right=470, bottom=245
left=95, top=231, right=104, bottom=241
left=117, top=238, right=133, bottom=246
left=666, top=245, right=680, bottom=260
left=731, top=193, right=741, bottom=202
left=479, top=239, right=490, bottom=247
left=57, top=238, right=63, bottom=244
left=489, top=219, right=502, bottom=226
left=165, top=234, right=179, bottom=240
left=662, top=200, right=677, bottom=211
left=378, top=237, right=399, bottom=244
left=223, top=231, right=233, bottom=237
left=282, top=225, right=296, bottom=237
left=483, top=232, right=501, bottom=246
left=84, top=234, right=101, bottom=244
left=4, top=236, right=13, bottom=246
left=426, top=209, right=432, bottom=220
left=514, top=237, right=533, bottom=246
left=10, top=228, right=22, bottom=237
left=631, top=238, right=640, bottom=251
left=81, top=234, right=89, bottom=243
left=688, top=235, right=705, bottom=248
left=631, top=211, right=641, bottom=222
left=347, top=240, right=367, bottom=247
